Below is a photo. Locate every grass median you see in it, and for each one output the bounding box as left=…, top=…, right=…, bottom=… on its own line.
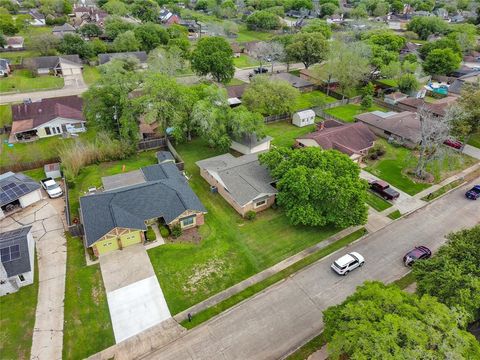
left=180, top=227, right=367, bottom=329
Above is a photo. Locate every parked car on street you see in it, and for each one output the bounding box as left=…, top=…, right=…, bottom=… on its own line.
left=254, top=67, right=268, bottom=74
left=443, top=138, right=463, bottom=150
left=331, top=252, right=365, bottom=275
left=40, top=178, right=63, bottom=198
left=465, top=185, right=480, bottom=200
left=369, top=180, right=400, bottom=200
left=403, top=246, right=431, bottom=266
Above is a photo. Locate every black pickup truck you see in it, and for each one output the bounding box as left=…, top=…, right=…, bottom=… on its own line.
left=369, top=180, right=400, bottom=200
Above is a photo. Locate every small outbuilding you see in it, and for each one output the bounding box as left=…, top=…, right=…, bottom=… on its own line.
left=0, top=172, right=42, bottom=219
left=230, top=133, right=273, bottom=155
left=44, top=163, right=62, bottom=179
left=292, top=109, right=315, bottom=127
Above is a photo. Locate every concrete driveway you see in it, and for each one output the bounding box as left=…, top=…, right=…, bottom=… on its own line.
left=99, top=244, right=171, bottom=343
left=463, top=144, right=480, bottom=160
left=141, top=177, right=480, bottom=360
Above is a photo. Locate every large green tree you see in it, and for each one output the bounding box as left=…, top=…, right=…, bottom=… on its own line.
left=406, top=16, right=449, bottom=40
left=133, top=22, right=169, bottom=52
left=104, top=16, right=135, bottom=40
left=413, top=226, right=480, bottom=323
left=451, top=86, right=480, bottom=142
left=57, top=34, right=94, bottom=59
left=300, top=19, right=332, bottom=39
left=286, top=33, right=328, bottom=69
left=423, top=48, right=461, bottom=75
left=246, top=10, right=281, bottom=30
left=130, top=0, right=159, bottom=22
left=323, top=281, right=480, bottom=360
left=112, top=30, right=140, bottom=52
left=259, top=147, right=368, bottom=228
left=191, top=36, right=234, bottom=83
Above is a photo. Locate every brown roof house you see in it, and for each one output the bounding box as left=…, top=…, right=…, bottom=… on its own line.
left=3, top=37, right=24, bottom=50
left=295, top=120, right=376, bottom=162
left=22, top=55, right=83, bottom=76
left=52, top=23, right=76, bottom=38
left=226, top=83, right=248, bottom=107
left=271, top=72, right=315, bottom=92
left=396, top=96, right=457, bottom=117
left=384, top=91, right=408, bottom=105
left=10, top=96, right=85, bottom=142
left=196, top=153, right=277, bottom=217
left=355, top=110, right=421, bottom=148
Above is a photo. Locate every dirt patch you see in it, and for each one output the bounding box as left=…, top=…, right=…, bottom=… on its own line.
left=91, top=285, right=101, bottom=306
left=183, top=258, right=226, bottom=295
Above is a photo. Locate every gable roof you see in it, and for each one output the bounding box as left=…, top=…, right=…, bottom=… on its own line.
left=5, top=37, right=24, bottom=46
left=0, top=226, right=33, bottom=278
left=196, top=153, right=277, bottom=206
left=397, top=97, right=454, bottom=116
left=80, top=162, right=206, bottom=246
left=232, top=133, right=273, bottom=149
left=297, top=122, right=376, bottom=156
left=449, top=71, right=480, bottom=94
left=52, top=23, right=76, bottom=33
left=271, top=72, right=313, bottom=88
left=24, top=55, right=82, bottom=70
left=0, top=172, right=41, bottom=207
left=98, top=51, right=147, bottom=65
left=226, top=84, right=248, bottom=99
left=11, top=96, right=84, bottom=133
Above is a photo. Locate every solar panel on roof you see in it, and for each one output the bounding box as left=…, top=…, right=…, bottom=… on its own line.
left=10, top=245, right=20, bottom=260
left=0, top=247, right=10, bottom=262
left=0, top=193, right=8, bottom=203
left=0, top=245, right=21, bottom=262
left=0, top=182, right=34, bottom=204
left=19, top=184, right=29, bottom=192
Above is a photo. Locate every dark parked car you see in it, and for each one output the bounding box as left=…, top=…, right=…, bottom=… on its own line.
left=465, top=185, right=480, bottom=200
left=403, top=246, right=432, bottom=266
left=254, top=67, right=268, bottom=74
left=443, top=138, right=463, bottom=150
left=369, top=180, right=400, bottom=200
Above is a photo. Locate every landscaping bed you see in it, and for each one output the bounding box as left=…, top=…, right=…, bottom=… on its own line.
left=323, top=104, right=386, bottom=123
left=0, top=70, right=64, bottom=93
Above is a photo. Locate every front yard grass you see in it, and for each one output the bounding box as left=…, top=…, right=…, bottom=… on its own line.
left=365, top=191, right=392, bottom=212
left=323, top=104, right=386, bottom=123
left=0, top=69, right=64, bottom=93
left=236, top=27, right=274, bottom=42
left=387, top=210, right=402, bottom=220
left=148, top=138, right=346, bottom=315
left=226, top=77, right=247, bottom=86
left=233, top=54, right=260, bottom=68
left=63, top=234, right=114, bottom=359
left=0, top=104, right=12, bottom=127
left=0, top=50, right=40, bottom=65
left=265, top=120, right=317, bottom=148
left=293, top=90, right=337, bottom=111
left=0, top=258, right=38, bottom=360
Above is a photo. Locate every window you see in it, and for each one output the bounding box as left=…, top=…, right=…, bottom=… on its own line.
left=19, top=274, right=25, bottom=282
left=45, top=127, right=51, bottom=135
left=180, top=216, right=195, bottom=228
left=254, top=199, right=267, bottom=208
left=56, top=126, right=61, bottom=133
left=52, top=127, right=57, bottom=134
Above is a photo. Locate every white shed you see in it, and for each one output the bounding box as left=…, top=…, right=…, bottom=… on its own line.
left=44, top=163, right=62, bottom=179
left=292, top=110, right=316, bottom=127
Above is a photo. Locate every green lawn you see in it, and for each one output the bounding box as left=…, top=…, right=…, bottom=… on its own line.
left=0, top=50, right=40, bottom=65
left=377, top=78, right=398, bottom=87
left=23, top=167, right=46, bottom=181
left=323, top=104, right=387, bottom=123
left=388, top=210, right=402, bottom=220
left=68, top=151, right=158, bottom=219
left=236, top=26, right=274, bottom=42
left=0, top=104, right=12, bottom=127
left=467, top=131, right=480, bottom=148
left=63, top=234, right=114, bottom=359
left=0, top=259, right=38, bottom=360
left=148, top=138, right=343, bottom=315
left=227, top=78, right=247, bottom=86
left=365, top=191, right=393, bottom=212
left=19, top=26, right=54, bottom=48
left=0, top=69, right=64, bottom=93
left=265, top=120, right=317, bottom=148
left=293, top=90, right=338, bottom=111
left=82, top=65, right=101, bottom=86
left=233, top=54, right=260, bottom=69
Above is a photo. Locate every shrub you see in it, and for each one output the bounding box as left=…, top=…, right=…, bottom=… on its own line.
left=367, top=143, right=386, bottom=160
left=361, top=95, right=373, bottom=109
left=159, top=226, right=170, bottom=238
left=171, top=224, right=182, bottom=238
left=145, top=226, right=156, bottom=241
left=245, top=210, right=256, bottom=220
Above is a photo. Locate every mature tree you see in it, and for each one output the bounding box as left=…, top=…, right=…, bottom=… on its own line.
left=301, top=19, right=332, bottom=38
left=320, top=2, right=338, bottom=17
left=397, top=73, right=419, bottom=93
left=423, top=48, right=461, bottom=76
left=30, top=33, right=59, bottom=55
left=250, top=41, right=284, bottom=72
left=419, top=38, right=462, bottom=60
left=191, top=36, right=234, bottom=83
left=103, top=0, right=129, bottom=16
left=0, top=32, right=5, bottom=47
left=133, top=22, right=169, bottom=52
left=414, top=226, right=480, bottom=323
left=406, top=16, right=449, bottom=40
left=228, top=105, right=265, bottom=141
left=58, top=34, right=94, bottom=59
left=363, top=31, right=406, bottom=52
left=286, top=33, right=328, bottom=69
left=104, top=16, right=135, bottom=40
left=350, top=3, right=368, bottom=18
left=246, top=10, right=281, bottom=30
left=260, top=147, right=368, bottom=227
left=448, top=24, right=478, bottom=54
left=373, top=1, right=388, bottom=16
left=0, top=12, right=17, bottom=35
left=78, top=23, right=103, bottom=38
left=0, top=0, right=19, bottom=13
left=450, top=86, right=480, bottom=142
left=91, top=38, right=108, bottom=55
left=242, top=76, right=299, bottom=116
left=113, top=30, right=140, bottom=52
left=148, top=46, right=186, bottom=76
left=130, top=0, right=159, bottom=22
left=323, top=281, right=480, bottom=360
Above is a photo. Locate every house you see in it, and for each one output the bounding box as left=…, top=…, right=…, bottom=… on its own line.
left=448, top=71, right=480, bottom=95
left=98, top=51, right=148, bottom=68
left=52, top=23, right=77, bottom=37
left=179, top=19, right=200, bottom=36
left=384, top=92, right=408, bottom=105
left=158, top=8, right=180, bottom=25
left=355, top=110, right=420, bottom=148
left=231, top=133, right=273, bottom=155
left=3, top=37, right=24, bottom=50
left=230, top=42, right=242, bottom=58
left=10, top=96, right=86, bottom=142
left=226, top=83, right=247, bottom=107
left=300, top=68, right=339, bottom=89
left=79, top=159, right=206, bottom=256
left=396, top=96, right=456, bottom=117
left=196, top=153, right=277, bottom=217
left=295, top=120, right=376, bottom=162
left=450, top=14, right=465, bottom=23
left=242, top=41, right=260, bottom=56
left=292, top=109, right=315, bottom=127
left=326, top=14, right=344, bottom=24
left=23, top=55, right=83, bottom=76
left=29, top=9, right=46, bottom=26
left=271, top=72, right=315, bottom=92
left=0, top=226, right=35, bottom=296
left=73, top=5, right=91, bottom=18
left=0, top=172, right=42, bottom=219
left=0, top=59, right=11, bottom=77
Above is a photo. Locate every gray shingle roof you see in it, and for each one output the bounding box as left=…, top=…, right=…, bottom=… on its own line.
left=98, top=51, right=148, bottom=65
left=0, top=226, right=32, bottom=278
left=233, top=133, right=272, bottom=148
left=80, top=162, right=205, bottom=247
left=271, top=72, right=313, bottom=88
left=0, top=172, right=41, bottom=207
left=24, top=55, right=82, bottom=70
left=196, top=153, right=277, bottom=206
left=156, top=151, right=175, bottom=164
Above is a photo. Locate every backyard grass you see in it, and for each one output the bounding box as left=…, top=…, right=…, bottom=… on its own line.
left=387, top=210, right=402, bottom=220
left=23, top=167, right=46, bottom=181
left=377, top=78, right=398, bottom=87
left=323, top=104, right=386, bottom=123
left=63, top=234, right=114, bottom=359
left=148, top=138, right=347, bottom=315
left=265, top=120, right=317, bottom=148
left=0, top=259, right=38, bottom=360
left=82, top=65, right=101, bottom=85
left=233, top=54, right=260, bottom=68
left=293, top=90, right=338, bottom=111
left=365, top=191, right=393, bottom=212
left=0, top=103, right=12, bottom=127
left=467, top=131, right=480, bottom=148
left=0, top=50, right=40, bottom=65
left=236, top=27, right=274, bottom=42
left=226, top=77, right=247, bottom=86
left=0, top=69, right=64, bottom=93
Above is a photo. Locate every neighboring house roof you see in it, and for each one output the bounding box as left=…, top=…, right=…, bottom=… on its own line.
left=5, top=37, right=24, bottom=47
left=196, top=153, right=277, bottom=206
left=297, top=121, right=376, bottom=156
left=80, top=161, right=206, bottom=247
left=29, top=9, right=45, bottom=21
left=98, top=51, right=148, bottom=65
left=226, top=84, right=248, bottom=99
left=385, top=91, right=407, bottom=100
left=0, top=172, right=41, bottom=207
left=356, top=111, right=421, bottom=144
left=11, top=96, right=84, bottom=134
left=232, top=133, right=273, bottom=149
left=397, top=97, right=455, bottom=116
left=0, top=226, right=33, bottom=278
left=24, top=55, right=82, bottom=70
left=449, top=71, right=480, bottom=94
left=271, top=72, right=313, bottom=89
left=0, top=58, right=9, bottom=71
left=74, top=6, right=90, bottom=12
left=156, top=151, right=175, bottom=164
left=52, top=23, right=76, bottom=34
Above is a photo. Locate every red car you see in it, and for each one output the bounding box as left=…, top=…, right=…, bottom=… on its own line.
left=403, top=246, right=432, bottom=266
left=443, top=139, right=463, bottom=150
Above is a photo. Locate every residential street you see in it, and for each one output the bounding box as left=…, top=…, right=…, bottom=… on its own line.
left=0, top=86, right=87, bottom=105
left=140, top=178, right=480, bottom=360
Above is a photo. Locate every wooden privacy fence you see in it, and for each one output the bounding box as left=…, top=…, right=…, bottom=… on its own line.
left=137, top=137, right=167, bottom=151
left=1, top=157, right=60, bottom=173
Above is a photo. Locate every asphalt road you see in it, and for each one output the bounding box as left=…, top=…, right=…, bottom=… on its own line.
left=140, top=178, right=480, bottom=360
